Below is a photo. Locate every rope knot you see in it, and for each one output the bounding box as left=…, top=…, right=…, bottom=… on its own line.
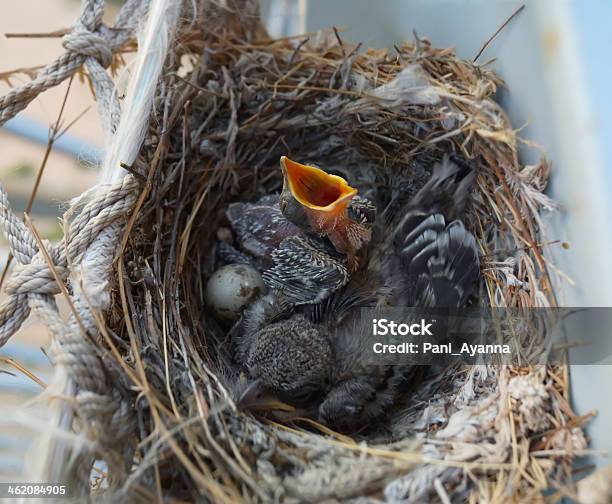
left=4, top=251, right=68, bottom=296
left=62, top=26, right=113, bottom=68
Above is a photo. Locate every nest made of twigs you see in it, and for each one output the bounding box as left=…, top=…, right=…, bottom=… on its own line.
left=100, top=5, right=586, bottom=502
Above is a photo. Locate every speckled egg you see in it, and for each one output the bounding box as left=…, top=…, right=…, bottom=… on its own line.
left=206, top=264, right=265, bottom=320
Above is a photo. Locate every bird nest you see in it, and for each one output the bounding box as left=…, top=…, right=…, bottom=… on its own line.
left=96, top=8, right=589, bottom=502
left=9, top=2, right=586, bottom=502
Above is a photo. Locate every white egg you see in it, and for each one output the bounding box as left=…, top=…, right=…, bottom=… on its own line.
left=206, top=264, right=265, bottom=320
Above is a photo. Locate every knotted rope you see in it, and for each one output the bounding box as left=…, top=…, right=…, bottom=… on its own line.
left=0, top=0, right=148, bottom=130
left=0, top=176, right=138, bottom=347
left=0, top=175, right=140, bottom=485
left=0, top=0, right=184, bottom=489
left=0, top=0, right=164, bottom=489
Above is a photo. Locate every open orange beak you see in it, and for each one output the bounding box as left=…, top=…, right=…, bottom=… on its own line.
left=280, top=156, right=357, bottom=217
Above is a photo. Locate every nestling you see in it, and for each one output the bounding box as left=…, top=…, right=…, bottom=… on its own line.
left=217, top=157, right=376, bottom=307
left=278, top=156, right=375, bottom=271
left=234, top=155, right=481, bottom=431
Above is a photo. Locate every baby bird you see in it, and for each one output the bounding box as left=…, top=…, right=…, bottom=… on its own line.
left=235, top=156, right=480, bottom=431
left=278, top=156, right=375, bottom=271
left=221, top=157, right=376, bottom=306
left=224, top=195, right=304, bottom=268
left=382, top=155, right=479, bottom=308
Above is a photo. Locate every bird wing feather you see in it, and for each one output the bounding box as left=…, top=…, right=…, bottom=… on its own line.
left=262, top=236, right=349, bottom=306
left=397, top=216, right=479, bottom=307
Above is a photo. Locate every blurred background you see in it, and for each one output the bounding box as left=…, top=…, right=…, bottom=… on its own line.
left=0, top=0, right=611, bottom=480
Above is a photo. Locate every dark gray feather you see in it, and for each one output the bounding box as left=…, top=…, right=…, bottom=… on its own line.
left=263, top=235, right=349, bottom=306
left=226, top=196, right=304, bottom=262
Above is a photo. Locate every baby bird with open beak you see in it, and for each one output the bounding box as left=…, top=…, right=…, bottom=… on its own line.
left=278, top=156, right=374, bottom=271
left=221, top=157, right=376, bottom=307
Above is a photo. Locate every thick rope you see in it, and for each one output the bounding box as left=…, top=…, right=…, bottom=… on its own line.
left=0, top=0, right=143, bottom=483
left=0, top=0, right=182, bottom=491
left=0, top=178, right=137, bottom=346
left=0, top=177, right=139, bottom=487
